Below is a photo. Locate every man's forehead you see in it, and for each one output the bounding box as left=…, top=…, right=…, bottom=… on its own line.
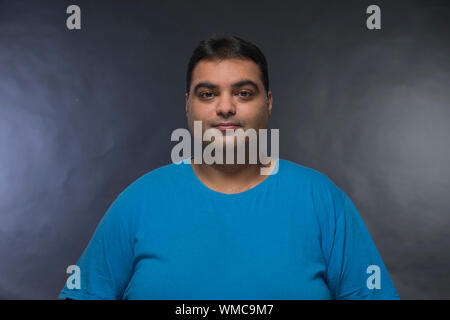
left=191, top=58, right=262, bottom=87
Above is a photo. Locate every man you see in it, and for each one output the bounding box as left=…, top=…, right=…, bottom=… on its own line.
left=59, top=34, right=399, bottom=300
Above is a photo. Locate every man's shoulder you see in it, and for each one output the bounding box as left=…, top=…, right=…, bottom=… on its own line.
left=279, top=158, right=346, bottom=200
left=141, top=161, right=186, bottom=179
left=118, top=161, right=188, bottom=197
left=279, top=158, right=338, bottom=185
left=279, top=158, right=348, bottom=218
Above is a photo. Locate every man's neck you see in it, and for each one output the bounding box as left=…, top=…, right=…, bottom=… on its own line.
left=190, top=157, right=275, bottom=194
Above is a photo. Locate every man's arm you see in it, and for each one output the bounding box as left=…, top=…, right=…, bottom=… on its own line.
left=58, top=183, right=142, bottom=300
left=324, top=194, right=400, bottom=300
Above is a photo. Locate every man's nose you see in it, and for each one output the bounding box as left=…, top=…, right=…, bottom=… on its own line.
left=215, top=93, right=236, bottom=117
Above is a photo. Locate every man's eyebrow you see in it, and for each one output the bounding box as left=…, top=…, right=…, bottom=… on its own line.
left=193, top=80, right=260, bottom=94
left=193, top=82, right=218, bottom=94
left=231, top=80, right=260, bottom=92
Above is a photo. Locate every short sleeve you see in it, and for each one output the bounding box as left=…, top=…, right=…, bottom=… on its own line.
left=324, top=193, right=400, bottom=300
left=58, top=187, right=140, bottom=300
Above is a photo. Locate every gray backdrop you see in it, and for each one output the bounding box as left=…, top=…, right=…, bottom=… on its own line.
left=0, top=0, right=449, bottom=299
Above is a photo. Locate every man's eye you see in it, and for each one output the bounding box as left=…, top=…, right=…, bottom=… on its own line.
left=199, top=92, right=214, bottom=99
left=238, top=91, right=253, bottom=98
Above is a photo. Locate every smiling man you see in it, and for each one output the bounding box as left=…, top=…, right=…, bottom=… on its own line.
left=59, top=34, right=399, bottom=300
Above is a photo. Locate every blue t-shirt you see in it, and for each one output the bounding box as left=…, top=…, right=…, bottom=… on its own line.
left=58, top=158, right=399, bottom=300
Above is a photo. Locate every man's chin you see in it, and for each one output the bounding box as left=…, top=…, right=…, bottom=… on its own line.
left=202, top=137, right=237, bottom=149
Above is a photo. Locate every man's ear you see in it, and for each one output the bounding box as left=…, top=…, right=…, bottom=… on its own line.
left=185, top=93, right=189, bottom=114
left=267, top=91, right=273, bottom=116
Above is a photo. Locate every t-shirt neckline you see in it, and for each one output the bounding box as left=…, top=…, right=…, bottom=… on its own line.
left=184, top=157, right=280, bottom=198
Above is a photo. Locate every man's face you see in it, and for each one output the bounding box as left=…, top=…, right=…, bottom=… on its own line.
left=185, top=58, right=273, bottom=149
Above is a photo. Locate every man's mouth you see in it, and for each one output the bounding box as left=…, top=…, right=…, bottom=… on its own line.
left=213, top=122, right=241, bottom=131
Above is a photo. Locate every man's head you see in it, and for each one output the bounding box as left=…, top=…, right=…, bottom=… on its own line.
left=185, top=34, right=273, bottom=153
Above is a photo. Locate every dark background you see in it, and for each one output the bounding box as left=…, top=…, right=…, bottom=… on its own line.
left=0, top=0, right=449, bottom=299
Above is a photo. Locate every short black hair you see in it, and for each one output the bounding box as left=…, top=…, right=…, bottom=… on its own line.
left=186, top=34, right=269, bottom=95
